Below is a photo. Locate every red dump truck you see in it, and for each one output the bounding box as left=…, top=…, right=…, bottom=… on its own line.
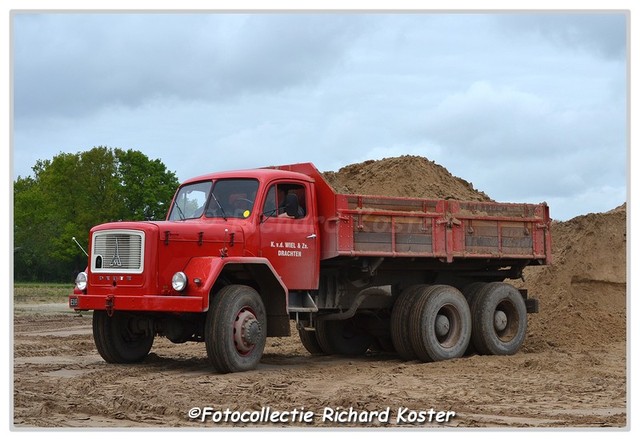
left=70, top=162, right=551, bottom=373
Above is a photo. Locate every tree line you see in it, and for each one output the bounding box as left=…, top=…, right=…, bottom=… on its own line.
left=13, top=147, right=180, bottom=282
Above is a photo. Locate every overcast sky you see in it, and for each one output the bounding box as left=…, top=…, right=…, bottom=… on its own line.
left=10, top=12, right=628, bottom=221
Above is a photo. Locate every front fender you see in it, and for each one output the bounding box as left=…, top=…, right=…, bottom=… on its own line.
left=181, top=256, right=288, bottom=313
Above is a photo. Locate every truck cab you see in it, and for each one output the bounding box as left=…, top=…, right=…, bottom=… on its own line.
left=70, top=167, right=322, bottom=373
left=166, top=168, right=321, bottom=290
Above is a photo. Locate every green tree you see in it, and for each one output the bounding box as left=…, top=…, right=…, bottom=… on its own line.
left=13, top=146, right=179, bottom=282
left=115, top=148, right=178, bottom=221
left=13, top=175, right=50, bottom=280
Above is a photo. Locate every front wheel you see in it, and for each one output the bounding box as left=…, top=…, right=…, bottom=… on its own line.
left=93, top=311, right=154, bottom=363
left=205, top=285, right=267, bottom=373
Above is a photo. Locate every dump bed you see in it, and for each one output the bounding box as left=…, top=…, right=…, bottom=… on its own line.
left=269, top=163, right=552, bottom=264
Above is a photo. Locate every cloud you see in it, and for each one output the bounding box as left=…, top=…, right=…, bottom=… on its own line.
left=13, top=13, right=367, bottom=119
left=423, top=81, right=552, bottom=155
left=403, top=79, right=627, bottom=214
left=11, top=13, right=627, bottom=221
left=494, top=13, right=627, bottom=60
left=421, top=80, right=625, bottom=159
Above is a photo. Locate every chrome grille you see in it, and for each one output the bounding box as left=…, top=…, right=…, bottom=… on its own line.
left=91, top=230, right=144, bottom=273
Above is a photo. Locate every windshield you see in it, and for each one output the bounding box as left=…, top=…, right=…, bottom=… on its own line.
left=168, top=181, right=212, bottom=220
left=205, top=179, right=259, bottom=219
left=168, top=178, right=260, bottom=221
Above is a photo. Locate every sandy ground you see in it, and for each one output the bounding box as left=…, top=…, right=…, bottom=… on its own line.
left=12, top=303, right=626, bottom=430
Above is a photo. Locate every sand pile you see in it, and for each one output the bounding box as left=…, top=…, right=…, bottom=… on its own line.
left=522, top=204, right=627, bottom=351
left=323, top=155, right=492, bottom=201
left=323, top=156, right=627, bottom=352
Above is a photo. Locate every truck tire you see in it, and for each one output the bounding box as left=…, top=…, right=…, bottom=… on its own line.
left=462, top=282, right=487, bottom=304
left=298, top=328, right=325, bottom=355
left=409, top=285, right=471, bottom=362
left=315, top=317, right=372, bottom=356
left=93, top=311, right=154, bottom=363
left=470, top=282, right=527, bottom=356
left=390, top=284, right=428, bottom=360
left=461, top=282, right=487, bottom=355
left=205, top=285, right=267, bottom=373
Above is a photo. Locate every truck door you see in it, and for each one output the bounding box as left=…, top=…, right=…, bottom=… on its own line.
left=259, top=181, right=319, bottom=290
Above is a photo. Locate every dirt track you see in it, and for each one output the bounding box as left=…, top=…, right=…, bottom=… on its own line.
left=12, top=157, right=628, bottom=429
left=12, top=300, right=626, bottom=429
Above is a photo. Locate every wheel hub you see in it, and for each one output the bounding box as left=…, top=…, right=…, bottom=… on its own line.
left=243, top=319, right=262, bottom=345
left=494, top=310, right=508, bottom=332
left=234, top=308, right=262, bottom=354
left=435, top=314, right=450, bottom=337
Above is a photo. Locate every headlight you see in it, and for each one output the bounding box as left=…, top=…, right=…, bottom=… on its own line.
left=172, top=271, right=188, bottom=292
left=75, top=271, right=88, bottom=291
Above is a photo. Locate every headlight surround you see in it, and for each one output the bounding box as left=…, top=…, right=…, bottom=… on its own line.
left=75, top=271, right=88, bottom=291
left=172, top=271, right=188, bottom=292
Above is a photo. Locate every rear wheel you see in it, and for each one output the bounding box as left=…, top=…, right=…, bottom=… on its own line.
left=93, top=311, right=154, bottom=363
left=297, top=327, right=325, bottom=355
left=409, top=285, right=471, bottom=362
left=390, top=285, right=428, bottom=360
left=205, top=285, right=267, bottom=373
left=315, top=316, right=373, bottom=356
left=471, top=282, right=527, bottom=356
left=462, top=282, right=487, bottom=304
left=461, top=282, right=487, bottom=355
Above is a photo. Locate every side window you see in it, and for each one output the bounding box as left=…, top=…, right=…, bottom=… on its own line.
left=263, top=182, right=307, bottom=220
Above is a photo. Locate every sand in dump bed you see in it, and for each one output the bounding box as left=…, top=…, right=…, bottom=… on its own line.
left=13, top=155, right=627, bottom=429
left=323, top=155, right=493, bottom=202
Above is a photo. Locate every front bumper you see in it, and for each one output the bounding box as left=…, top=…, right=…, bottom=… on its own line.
left=69, top=293, right=206, bottom=313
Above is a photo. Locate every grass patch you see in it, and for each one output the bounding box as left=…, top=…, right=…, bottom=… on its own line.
left=13, top=283, right=74, bottom=303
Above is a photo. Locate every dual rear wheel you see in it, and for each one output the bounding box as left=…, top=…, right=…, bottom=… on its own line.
left=390, top=282, right=528, bottom=362
left=391, top=285, right=471, bottom=362
left=296, top=282, right=528, bottom=362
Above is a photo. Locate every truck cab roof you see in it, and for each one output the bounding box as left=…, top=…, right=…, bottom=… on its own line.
left=181, top=165, right=316, bottom=186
